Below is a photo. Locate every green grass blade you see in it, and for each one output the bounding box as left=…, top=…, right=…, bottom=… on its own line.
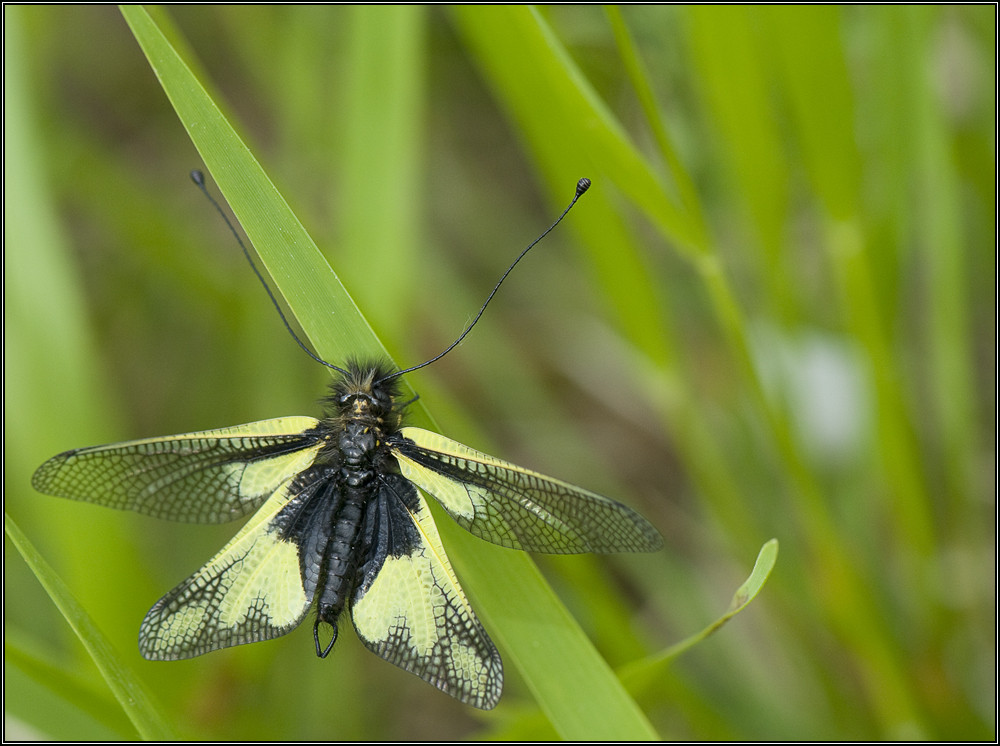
left=336, top=6, right=425, bottom=340
left=119, top=6, right=658, bottom=738
left=452, top=6, right=703, bottom=256
left=5, top=513, right=176, bottom=741
left=6, top=634, right=136, bottom=740
left=768, top=6, right=937, bottom=555
left=121, top=5, right=385, bottom=366
left=443, top=527, right=660, bottom=740
left=901, top=5, right=981, bottom=541
left=493, top=539, right=779, bottom=739
left=604, top=6, right=703, bottom=225
left=452, top=5, right=679, bottom=373
left=620, top=539, right=779, bottom=697
left=684, top=6, right=794, bottom=314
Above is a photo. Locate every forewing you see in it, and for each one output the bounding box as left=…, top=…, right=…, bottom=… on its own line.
left=32, top=417, right=323, bottom=523
left=350, top=472, right=503, bottom=710
left=138, top=469, right=329, bottom=659
left=391, top=427, right=663, bottom=554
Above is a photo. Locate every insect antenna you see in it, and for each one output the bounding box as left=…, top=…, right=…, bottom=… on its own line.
left=192, top=170, right=589, bottom=382
left=190, top=170, right=350, bottom=376
left=381, top=177, right=592, bottom=383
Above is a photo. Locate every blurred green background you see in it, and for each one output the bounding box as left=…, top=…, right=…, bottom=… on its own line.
left=4, top=5, right=994, bottom=740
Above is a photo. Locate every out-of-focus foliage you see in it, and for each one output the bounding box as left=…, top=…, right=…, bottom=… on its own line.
left=4, top=5, right=994, bottom=740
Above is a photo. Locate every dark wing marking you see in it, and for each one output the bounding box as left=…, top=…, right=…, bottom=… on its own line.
left=138, top=469, right=331, bottom=659
left=390, top=427, right=663, bottom=554
left=350, top=472, right=503, bottom=710
left=32, top=417, right=324, bottom=523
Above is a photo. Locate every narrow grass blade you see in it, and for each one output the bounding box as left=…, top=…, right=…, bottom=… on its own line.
left=119, top=7, right=658, bottom=738
left=5, top=513, right=176, bottom=741
left=5, top=635, right=136, bottom=740
left=620, top=539, right=779, bottom=695
left=121, top=6, right=384, bottom=366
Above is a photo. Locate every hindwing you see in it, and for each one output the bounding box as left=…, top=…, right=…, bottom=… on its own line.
left=138, top=469, right=333, bottom=660
left=350, top=472, right=503, bottom=710
left=390, top=427, right=663, bottom=554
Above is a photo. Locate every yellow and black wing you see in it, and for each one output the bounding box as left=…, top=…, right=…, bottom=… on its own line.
left=32, top=417, right=330, bottom=659
left=390, top=427, right=663, bottom=554
left=31, top=417, right=324, bottom=523
left=137, top=469, right=333, bottom=659
left=350, top=472, right=503, bottom=710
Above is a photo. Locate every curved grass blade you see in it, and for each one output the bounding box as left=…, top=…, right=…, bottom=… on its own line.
left=6, top=634, right=136, bottom=740
left=4, top=513, right=177, bottom=741
left=119, top=7, right=658, bottom=738
left=121, top=6, right=384, bottom=367
left=619, top=539, right=779, bottom=696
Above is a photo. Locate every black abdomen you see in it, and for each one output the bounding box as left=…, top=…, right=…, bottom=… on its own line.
left=280, top=373, right=401, bottom=657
